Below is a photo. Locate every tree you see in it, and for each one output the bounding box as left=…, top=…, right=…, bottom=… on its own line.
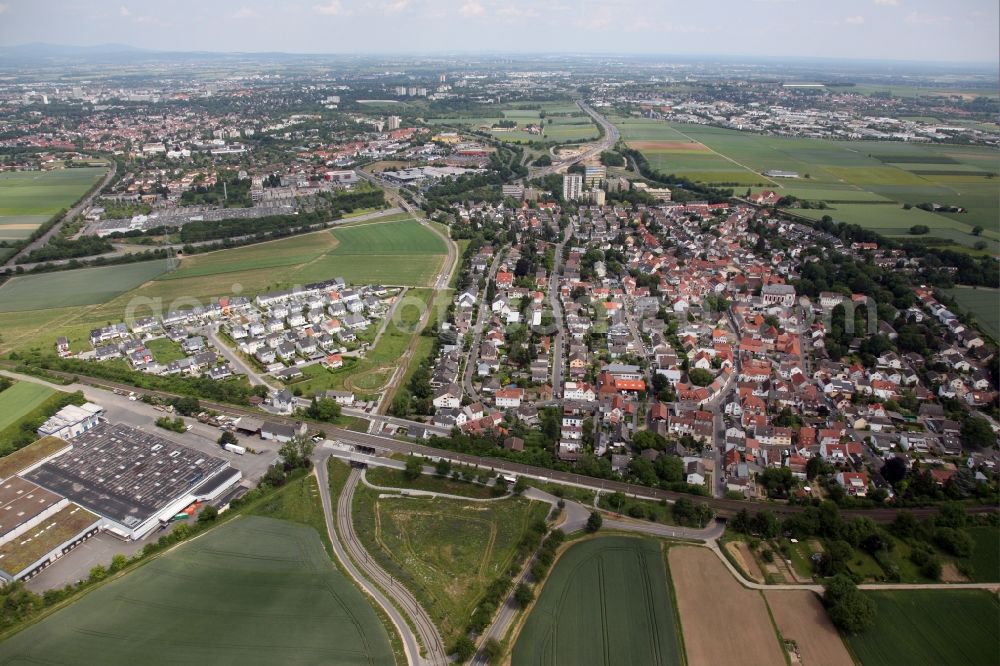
left=453, top=635, right=475, bottom=661
left=752, top=510, right=780, bottom=539
left=823, top=575, right=875, bottom=633
left=806, top=455, right=826, bottom=480
left=758, top=467, right=795, bottom=498
left=172, top=396, right=200, bottom=416
left=435, top=458, right=452, bottom=477
left=688, top=368, right=714, bottom=386
left=934, top=527, right=973, bottom=558
left=514, top=583, right=534, bottom=608
left=218, top=430, right=238, bottom=446
left=961, top=417, right=996, bottom=450
left=482, top=638, right=501, bottom=664
left=278, top=437, right=315, bottom=470
left=586, top=510, right=603, bottom=533
left=909, top=225, right=930, bottom=235
left=600, top=151, right=625, bottom=167
left=972, top=225, right=984, bottom=236
left=881, top=457, right=908, bottom=485
left=404, top=456, right=422, bottom=481
left=891, top=511, right=917, bottom=538
left=198, top=504, right=219, bottom=523
left=513, top=476, right=528, bottom=495
left=109, top=554, right=128, bottom=572
left=305, top=397, right=341, bottom=422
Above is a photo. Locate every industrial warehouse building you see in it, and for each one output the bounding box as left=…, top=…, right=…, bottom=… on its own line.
left=23, top=423, right=242, bottom=541
left=0, top=473, right=102, bottom=584
left=37, top=402, right=104, bottom=439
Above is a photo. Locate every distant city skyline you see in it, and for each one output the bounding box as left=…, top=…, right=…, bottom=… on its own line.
left=0, top=0, right=996, bottom=63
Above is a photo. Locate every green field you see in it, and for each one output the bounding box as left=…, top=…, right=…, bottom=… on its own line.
left=844, top=590, right=1000, bottom=666
left=292, top=220, right=446, bottom=286
left=946, top=287, right=1000, bottom=341
left=513, top=537, right=683, bottom=666
left=0, top=216, right=446, bottom=355
left=352, top=485, right=548, bottom=646
left=365, top=466, right=497, bottom=499
left=0, top=381, right=56, bottom=431
left=964, top=526, right=1000, bottom=583
left=615, top=115, right=1000, bottom=251
left=428, top=102, right=598, bottom=144
left=145, top=337, right=187, bottom=364
left=0, top=516, right=395, bottom=665
left=0, top=259, right=175, bottom=312
left=0, top=167, right=105, bottom=241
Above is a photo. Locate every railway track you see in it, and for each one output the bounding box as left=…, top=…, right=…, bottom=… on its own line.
left=18, top=365, right=996, bottom=523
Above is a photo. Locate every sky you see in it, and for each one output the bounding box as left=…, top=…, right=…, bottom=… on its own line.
left=0, top=0, right=997, bottom=63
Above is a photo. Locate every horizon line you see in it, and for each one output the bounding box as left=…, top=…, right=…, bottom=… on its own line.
left=0, top=42, right=997, bottom=68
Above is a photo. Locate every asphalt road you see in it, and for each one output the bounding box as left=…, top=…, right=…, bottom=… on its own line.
left=463, top=249, right=504, bottom=402
left=529, top=101, right=621, bottom=178
left=547, top=223, right=571, bottom=395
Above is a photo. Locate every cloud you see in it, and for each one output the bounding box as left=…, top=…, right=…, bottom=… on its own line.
left=119, top=5, right=130, bottom=16
left=576, top=16, right=610, bottom=29
left=384, top=0, right=409, bottom=13
left=845, top=15, right=865, bottom=24
left=905, top=11, right=950, bottom=25
left=0, top=3, right=8, bottom=13
left=496, top=6, right=539, bottom=20
left=232, top=6, right=260, bottom=19
left=313, top=1, right=345, bottom=15
left=459, top=1, right=484, bottom=17
left=873, top=0, right=900, bottom=5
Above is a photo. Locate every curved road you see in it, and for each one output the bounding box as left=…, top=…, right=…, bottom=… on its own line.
left=317, top=459, right=448, bottom=666
left=530, top=101, right=621, bottom=178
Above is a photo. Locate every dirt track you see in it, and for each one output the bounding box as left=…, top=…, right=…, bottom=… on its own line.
left=669, top=547, right=786, bottom=666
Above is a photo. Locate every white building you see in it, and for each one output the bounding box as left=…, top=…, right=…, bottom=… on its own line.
left=37, top=403, right=104, bottom=440
left=562, top=174, right=583, bottom=201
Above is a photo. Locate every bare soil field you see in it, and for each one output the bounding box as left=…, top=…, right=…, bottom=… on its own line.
left=628, top=140, right=710, bottom=152
left=765, top=590, right=854, bottom=666
left=668, top=547, right=785, bottom=666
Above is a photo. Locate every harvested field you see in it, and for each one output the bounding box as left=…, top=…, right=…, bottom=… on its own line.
left=628, top=140, right=710, bottom=153
left=764, top=590, right=853, bottom=666
left=668, top=546, right=785, bottom=666
left=725, top=540, right=764, bottom=582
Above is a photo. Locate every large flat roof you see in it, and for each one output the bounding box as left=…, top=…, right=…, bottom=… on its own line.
left=0, top=503, right=99, bottom=577
left=0, top=436, right=71, bottom=482
left=0, top=477, right=65, bottom=539
left=24, top=423, right=228, bottom=530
